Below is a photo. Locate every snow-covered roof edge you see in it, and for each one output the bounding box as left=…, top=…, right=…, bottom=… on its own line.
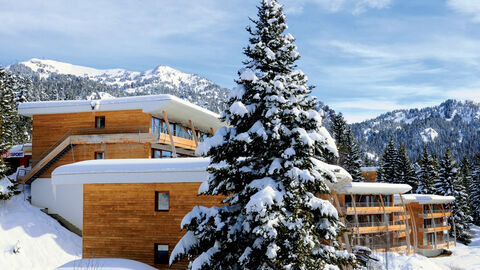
left=335, top=182, right=412, bottom=195
left=52, top=158, right=210, bottom=185
left=18, top=94, right=223, bottom=133
left=394, top=194, right=455, bottom=205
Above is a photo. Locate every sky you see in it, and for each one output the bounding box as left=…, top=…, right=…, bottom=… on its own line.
left=1, top=0, right=480, bottom=122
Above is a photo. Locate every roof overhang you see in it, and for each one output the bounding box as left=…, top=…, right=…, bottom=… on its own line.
left=394, top=194, right=455, bottom=205
left=336, top=182, right=412, bottom=195
left=18, top=95, right=223, bottom=133
left=52, top=158, right=210, bottom=185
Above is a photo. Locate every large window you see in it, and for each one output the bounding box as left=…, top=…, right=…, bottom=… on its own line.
left=151, top=117, right=200, bottom=140
left=155, top=192, right=169, bottom=211
left=151, top=149, right=173, bottom=159
left=154, top=244, right=169, bottom=264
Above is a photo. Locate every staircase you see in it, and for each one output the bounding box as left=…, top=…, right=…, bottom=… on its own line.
left=25, top=144, right=75, bottom=184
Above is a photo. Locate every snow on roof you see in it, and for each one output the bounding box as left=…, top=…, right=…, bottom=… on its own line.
left=56, top=258, right=157, bottom=270
left=18, top=94, right=222, bottom=133
left=52, top=158, right=210, bottom=185
left=360, top=167, right=378, bottom=172
left=335, top=182, right=412, bottom=195
left=394, top=194, right=455, bottom=205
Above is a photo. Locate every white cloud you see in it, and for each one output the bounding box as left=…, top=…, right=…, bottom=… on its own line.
left=447, top=0, right=480, bottom=22
left=282, top=0, right=391, bottom=15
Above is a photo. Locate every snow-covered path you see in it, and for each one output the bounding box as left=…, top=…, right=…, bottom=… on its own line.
left=0, top=194, right=81, bottom=270
left=372, top=225, right=480, bottom=269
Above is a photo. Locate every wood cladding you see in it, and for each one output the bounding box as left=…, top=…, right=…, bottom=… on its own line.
left=32, top=110, right=151, bottom=161
left=38, top=143, right=151, bottom=178
left=83, top=183, right=221, bottom=270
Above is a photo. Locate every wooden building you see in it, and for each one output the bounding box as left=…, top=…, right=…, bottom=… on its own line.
left=17, top=95, right=223, bottom=231
left=360, top=167, right=377, bottom=182
left=330, top=182, right=414, bottom=254
left=396, top=194, right=456, bottom=257
left=51, top=158, right=221, bottom=269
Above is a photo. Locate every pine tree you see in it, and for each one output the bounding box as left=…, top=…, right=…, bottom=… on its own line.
left=329, top=112, right=363, bottom=181
left=343, top=129, right=363, bottom=182
left=0, top=67, right=22, bottom=200
left=377, top=137, right=399, bottom=183
left=416, top=147, right=435, bottom=194
left=460, top=156, right=473, bottom=197
left=170, top=1, right=356, bottom=268
left=470, top=153, right=480, bottom=224
left=397, top=144, right=418, bottom=191
left=436, top=148, right=473, bottom=244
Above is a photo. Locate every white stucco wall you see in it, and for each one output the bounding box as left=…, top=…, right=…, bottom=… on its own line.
left=31, top=178, right=84, bottom=230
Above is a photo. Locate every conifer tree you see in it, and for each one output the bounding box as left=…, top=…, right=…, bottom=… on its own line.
left=377, top=137, right=399, bottom=183
left=416, top=147, right=436, bottom=194
left=170, top=1, right=356, bottom=268
left=436, top=148, right=473, bottom=244
left=330, top=113, right=363, bottom=181
left=460, top=156, right=473, bottom=198
left=0, top=67, right=21, bottom=200
left=397, top=144, right=417, bottom=191
left=470, top=153, right=480, bottom=224
left=343, top=129, right=363, bottom=182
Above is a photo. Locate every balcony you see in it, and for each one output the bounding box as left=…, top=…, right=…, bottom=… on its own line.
left=346, top=221, right=407, bottom=234
left=419, top=210, right=451, bottom=219
left=344, top=202, right=405, bottom=214
left=418, top=240, right=456, bottom=249
left=419, top=223, right=451, bottom=233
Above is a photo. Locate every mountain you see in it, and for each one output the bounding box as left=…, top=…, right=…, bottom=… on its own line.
left=349, top=99, right=480, bottom=162
left=8, top=58, right=229, bottom=113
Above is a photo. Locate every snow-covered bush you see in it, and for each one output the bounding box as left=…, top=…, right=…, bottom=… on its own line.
left=0, top=176, right=21, bottom=200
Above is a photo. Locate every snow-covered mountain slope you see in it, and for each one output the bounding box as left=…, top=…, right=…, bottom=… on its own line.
left=9, top=58, right=229, bottom=113
left=350, top=99, right=480, bottom=160
left=0, top=194, right=81, bottom=269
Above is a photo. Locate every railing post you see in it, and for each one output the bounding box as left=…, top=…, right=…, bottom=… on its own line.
left=350, top=193, right=360, bottom=246
left=399, top=194, right=412, bottom=254
left=428, top=204, right=437, bottom=249
left=379, top=194, right=390, bottom=254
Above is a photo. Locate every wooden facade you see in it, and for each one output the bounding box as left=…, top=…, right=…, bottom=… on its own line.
left=333, top=193, right=412, bottom=254
left=82, top=182, right=221, bottom=269
left=406, top=202, right=455, bottom=252
left=24, top=109, right=211, bottom=183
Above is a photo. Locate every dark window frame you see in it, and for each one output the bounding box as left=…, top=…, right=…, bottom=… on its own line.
left=155, top=191, right=170, bottom=212
left=154, top=243, right=169, bottom=265
left=95, top=116, right=105, bottom=129
left=94, top=151, right=105, bottom=160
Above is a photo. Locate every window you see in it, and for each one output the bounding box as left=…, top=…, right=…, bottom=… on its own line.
left=155, top=192, right=169, bottom=211
left=154, top=244, right=169, bottom=264
left=95, top=116, right=105, bottom=129
left=162, top=151, right=172, bottom=159
left=95, top=152, right=104, bottom=159
left=152, top=149, right=161, bottom=159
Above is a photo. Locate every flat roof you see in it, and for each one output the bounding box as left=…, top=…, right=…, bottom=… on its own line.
left=18, top=94, right=222, bottom=133
left=335, top=182, right=412, bottom=195
left=394, top=194, right=455, bottom=205
left=52, top=158, right=210, bottom=185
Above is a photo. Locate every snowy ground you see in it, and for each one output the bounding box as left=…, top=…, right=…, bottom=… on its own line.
left=371, top=225, right=480, bottom=270
left=0, top=194, right=81, bottom=270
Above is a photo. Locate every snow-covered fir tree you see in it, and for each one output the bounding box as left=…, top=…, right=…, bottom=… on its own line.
left=329, top=113, right=363, bottom=181
left=415, top=147, right=436, bottom=194
left=0, top=67, right=21, bottom=200
left=170, top=1, right=356, bottom=269
left=342, top=130, right=363, bottom=182
left=470, top=153, right=480, bottom=224
left=377, top=137, right=399, bottom=183
left=396, top=144, right=417, bottom=192
left=435, top=148, right=473, bottom=244
left=460, top=156, right=473, bottom=198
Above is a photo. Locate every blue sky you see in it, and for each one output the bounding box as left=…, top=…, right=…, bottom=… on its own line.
left=1, top=0, right=480, bottom=122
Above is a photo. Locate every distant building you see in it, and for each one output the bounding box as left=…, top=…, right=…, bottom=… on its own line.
left=360, top=166, right=378, bottom=182
left=2, top=144, right=32, bottom=182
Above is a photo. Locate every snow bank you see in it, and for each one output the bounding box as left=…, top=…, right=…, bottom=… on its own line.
left=56, top=258, right=157, bottom=270
left=0, top=177, right=14, bottom=194
left=0, top=195, right=81, bottom=270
